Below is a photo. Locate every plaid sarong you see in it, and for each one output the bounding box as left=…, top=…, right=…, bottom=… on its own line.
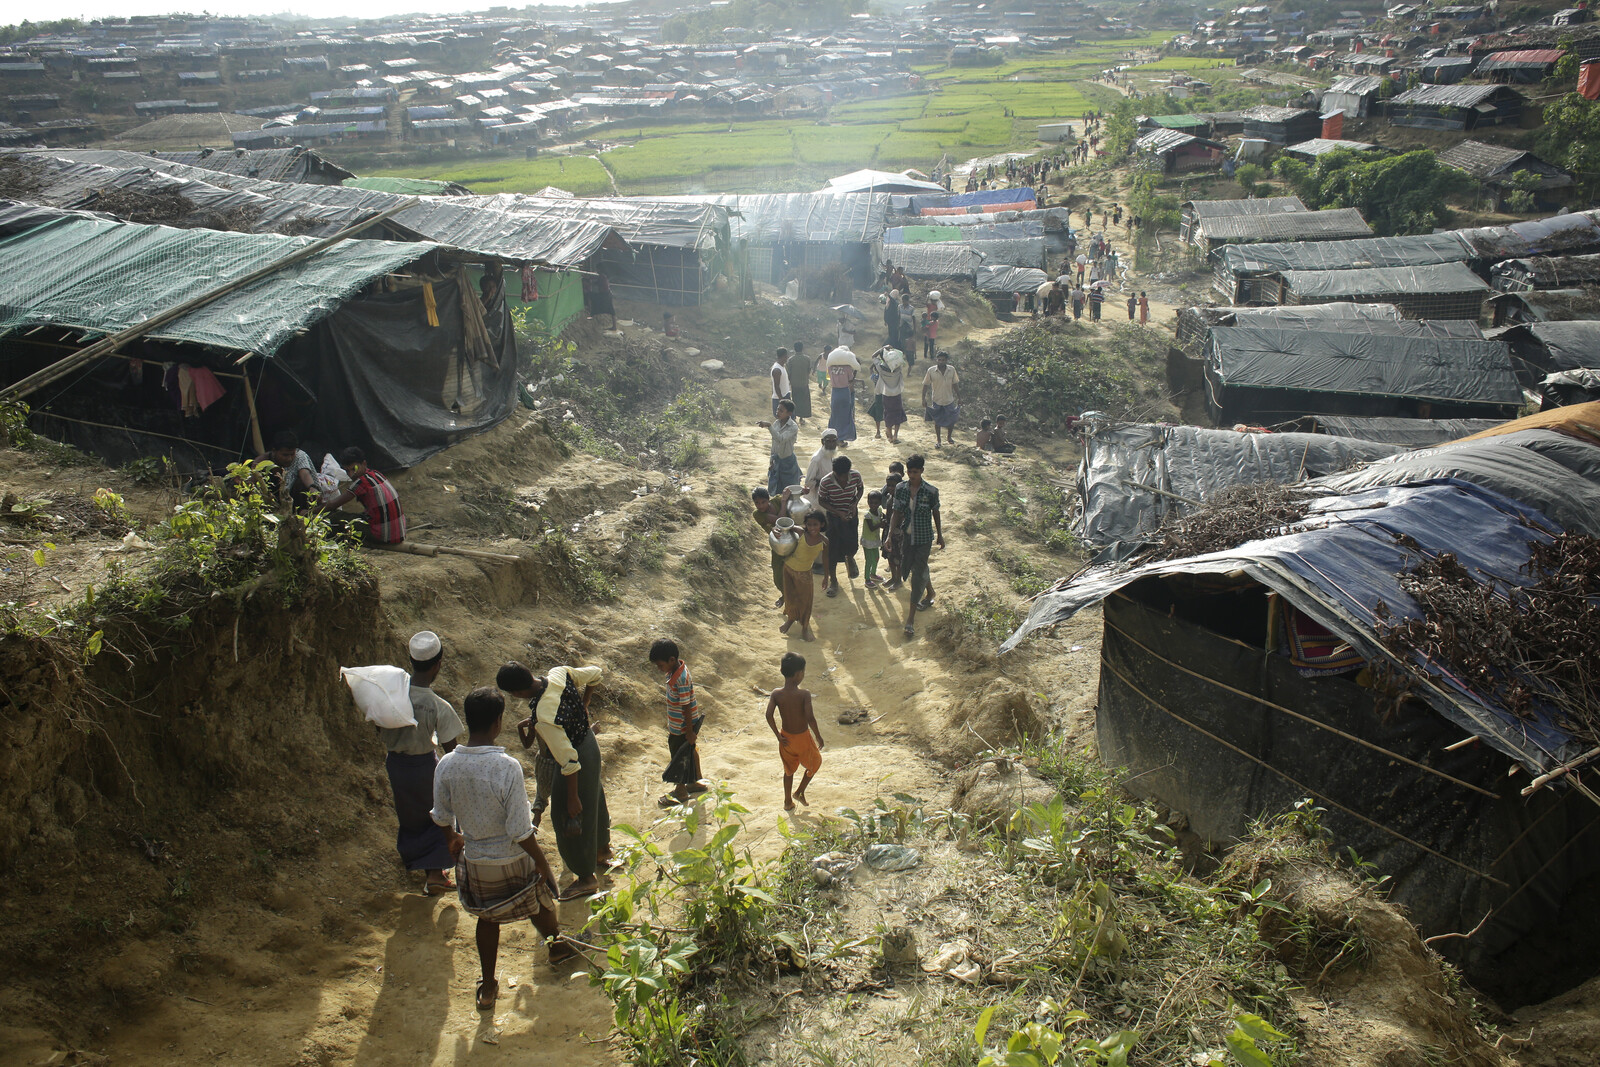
left=457, top=853, right=556, bottom=923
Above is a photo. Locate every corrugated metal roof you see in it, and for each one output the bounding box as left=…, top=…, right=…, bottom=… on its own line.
left=481, top=192, right=729, bottom=251
left=1196, top=207, right=1372, bottom=242
left=1436, top=139, right=1530, bottom=177
left=1134, top=128, right=1199, bottom=154
left=0, top=215, right=431, bottom=356
left=1284, top=138, right=1378, bottom=157
left=1326, top=74, right=1386, bottom=94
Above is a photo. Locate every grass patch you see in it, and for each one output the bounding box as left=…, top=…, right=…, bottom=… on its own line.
left=367, top=153, right=612, bottom=195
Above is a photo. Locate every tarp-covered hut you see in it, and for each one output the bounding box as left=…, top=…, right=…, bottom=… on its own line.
left=1388, top=83, right=1524, bottom=130
left=1003, top=419, right=1600, bottom=989
left=1203, top=324, right=1521, bottom=422
left=0, top=214, right=518, bottom=472
left=1277, top=262, right=1492, bottom=319
left=1181, top=195, right=1307, bottom=246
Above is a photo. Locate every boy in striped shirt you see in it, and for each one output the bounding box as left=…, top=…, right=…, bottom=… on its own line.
left=650, top=639, right=706, bottom=807
left=323, top=446, right=406, bottom=545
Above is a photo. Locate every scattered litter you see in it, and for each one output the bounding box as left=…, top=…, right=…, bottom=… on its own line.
left=679, top=485, right=693, bottom=493
left=923, top=939, right=981, bottom=983
left=836, top=708, right=869, bottom=725
left=443, top=485, right=457, bottom=493
left=686, top=347, right=701, bottom=356
left=863, top=843, right=922, bottom=871
left=699, top=359, right=725, bottom=371
left=118, top=531, right=154, bottom=551
left=1070, top=645, right=1084, bottom=652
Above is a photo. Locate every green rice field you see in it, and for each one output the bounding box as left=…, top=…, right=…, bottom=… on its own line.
left=368, top=35, right=1174, bottom=196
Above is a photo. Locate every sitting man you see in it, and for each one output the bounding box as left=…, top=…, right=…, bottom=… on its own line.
left=320, top=446, right=407, bottom=544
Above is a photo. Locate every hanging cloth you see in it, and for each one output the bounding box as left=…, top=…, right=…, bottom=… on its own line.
left=457, top=267, right=497, bottom=369
left=519, top=266, right=539, bottom=303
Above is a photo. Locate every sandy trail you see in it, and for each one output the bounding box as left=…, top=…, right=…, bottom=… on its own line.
left=80, top=314, right=1114, bottom=1066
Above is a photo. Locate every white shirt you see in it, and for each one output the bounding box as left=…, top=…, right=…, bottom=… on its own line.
left=924, top=365, right=959, bottom=406
left=805, top=444, right=839, bottom=489
left=771, top=361, right=791, bottom=400
left=769, top=416, right=799, bottom=459
left=532, top=664, right=604, bottom=776
left=430, top=745, right=535, bottom=865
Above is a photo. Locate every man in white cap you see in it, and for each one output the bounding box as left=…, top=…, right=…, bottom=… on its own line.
left=375, top=630, right=465, bottom=896
left=804, top=427, right=841, bottom=494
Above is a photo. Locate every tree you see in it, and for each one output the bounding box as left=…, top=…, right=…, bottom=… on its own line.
left=1235, top=162, right=1264, bottom=197
left=1538, top=93, right=1600, bottom=199
left=1311, top=150, right=1469, bottom=235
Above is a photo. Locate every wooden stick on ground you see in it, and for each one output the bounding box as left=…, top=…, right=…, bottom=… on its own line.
left=379, top=540, right=521, bottom=564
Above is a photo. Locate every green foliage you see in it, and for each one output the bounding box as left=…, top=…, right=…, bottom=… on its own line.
left=944, top=587, right=1025, bottom=644
left=1503, top=169, right=1543, bottom=214
left=975, top=1003, right=1139, bottom=1067
left=1538, top=93, right=1600, bottom=198
left=1273, top=149, right=1468, bottom=235
left=1101, top=97, right=1142, bottom=157
left=1127, top=172, right=1181, bottom=234
left=534, top=529, right=617, bottom=602
left=1234, top=163, right=1265, bottom=197
left=966, top=320, right=1142, bottom=426
left=0, top=399, right=33, bottom=448
left=1211, top=1013, right=1291, bottom=1067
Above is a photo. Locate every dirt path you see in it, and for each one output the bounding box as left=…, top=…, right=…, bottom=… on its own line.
left=72, top=310, right=1123, bottom=1066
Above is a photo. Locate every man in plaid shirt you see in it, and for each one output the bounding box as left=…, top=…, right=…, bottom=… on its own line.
left=887, top=453, right=943, bottom=639
left=323, top=446, right=407, bottom=544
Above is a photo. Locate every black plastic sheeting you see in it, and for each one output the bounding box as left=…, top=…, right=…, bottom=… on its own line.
left=273, top=274, right=519, bottom=470
left=1307, top=415, right=1502, bottom=446
left=975, top=264, right=1048, bottom=292
left=1076, top=419, right=1406, bottom=549
left=1281, top=262, right=1491, bottom=300
left=1505, top=321, right=1600, bottom=371
left=1098, top=589, right=1600, bottom=986
left=1206, top=325, right=1519, bottom=404
left=1214, top=232, right=1472, bottom=277
left=1311, top=428, right=1600, bottom=539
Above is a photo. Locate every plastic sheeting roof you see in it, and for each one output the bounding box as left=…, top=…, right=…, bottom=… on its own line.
left=0, top=215, right=432, bottom=357
left=1217, top=233, right=1466, bottom=275
left=622, top=191, right=890, bottom=244
left=884, top=241, right=982, bottom=277
left=1280, top=261, right=1491, bottom=299
left=1493, top=253, right=1600, bottom=289
left=1206, top=325, right=1519, bottom=404
left=1076, top=419, right=1406, bottom=548
left=1185, top=195, right=1307, bottom=219
left=1193, top=207, right=1372, bottom=242
left=151, top=147, right=353, bottom=184
left=480, top=192, right=728, bottom=250
left=1506, top=321, right=1600, bottom=370
left=1309, top=415, right=1503, bottom=446
left=975, top=264, right=1048, bottom=292
left=1452, top=211, right=1600, bottom=260
left=825, top=168, right=946, bottom=193
left=1001, top=478, right=1587, bottom=773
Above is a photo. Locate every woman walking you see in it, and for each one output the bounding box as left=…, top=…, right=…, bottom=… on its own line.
left=826, top=345, right=860, bottom=444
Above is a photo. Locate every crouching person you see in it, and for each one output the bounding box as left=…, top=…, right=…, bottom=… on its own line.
left=432, top=686, right=576, bottom=1013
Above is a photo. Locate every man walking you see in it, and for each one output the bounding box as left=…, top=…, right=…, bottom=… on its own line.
left=818, top=454, right=865, bottom=597
left=922, top=350, right=960, bottom=448
left=888, top=455, right=943, bottom=639
left=770, top=347, right=791, bottom=419
left=380, top=630, right=464, bottom=897
left=759, top=400, right=801, bottom=498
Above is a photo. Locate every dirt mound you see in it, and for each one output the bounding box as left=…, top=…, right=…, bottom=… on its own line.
left=950, top=756, right=1057, bottom=828
left=939, top=677, right=1046, bottom=760
left=1511, top=974, right=1600, bottom=1066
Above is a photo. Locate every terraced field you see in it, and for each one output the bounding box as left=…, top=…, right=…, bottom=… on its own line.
left=368, top=34, right=1175, bottom=195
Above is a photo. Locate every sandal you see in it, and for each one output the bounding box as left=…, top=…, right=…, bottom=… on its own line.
left=658, top=794, right=683, bottom=809
left=475, top=978, right=498, bottom=1012
left=424, top=877, right=456, bottom=897
left=903, top=624, right=916, bottom=638
left=825, top=584, right=839, bottom=598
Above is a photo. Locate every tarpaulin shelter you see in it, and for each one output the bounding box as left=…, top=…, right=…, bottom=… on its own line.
left=1203, top=324, right=1521, bottom=422
left=628, top=191, right=889, bottom=289
left=1277, top=262, right=1492, bottom=319
left=151, top=147, right=354, bottom=185
left=342, top=175, right=472, bottom=196
left=1181, top=196, right=1307, bottom=246
left=1074, top=418, right=1406, bottom=552
left=908, top=186, right=1038, bottom=214
left=1388, top=82, right=1524, bottom=129
left=1438, top=141, right=1574, bottom=210
left=1452, top=211, right=1600, bottom=265
left=975, top=264, right=1049, bottom=293
left=1132, top=128, right=1226, bottom=174
left=1475, top=48, right=1566, bottom=82
left=882, top=236, right=1046, bottom=278
left=1489, top=287, right=1600, bottom=325
left=885, top=221, right=1043, bottom=244
left=1493, top=252, right=1600, bottom=292
left=483, top=192, right=729, bottom=305
left=1212, top=233, right=1472, bottom=302
left=0, top=215, right=517, bottom=472
left=1186, top=208, right=1373, bottom=254
left=824, top=168, right=945, bottom=194
left=1501, top=322, right=1600, bottom=404
left=1300, top=414, right=1502, bottom=446
left=1001, top=471, right=1600, bottom=990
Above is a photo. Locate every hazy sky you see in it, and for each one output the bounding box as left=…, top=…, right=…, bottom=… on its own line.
left=24, top=0, right=610, bottom=23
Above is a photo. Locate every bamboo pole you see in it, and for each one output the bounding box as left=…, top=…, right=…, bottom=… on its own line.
left=379, top=540, right=521, bottom=563
left=240, top=366, right=267, bottom=457
left=0, top=198, right=420, bottom=404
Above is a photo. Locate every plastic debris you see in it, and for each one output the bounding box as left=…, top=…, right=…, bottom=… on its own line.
left=863, top=843, right=922, bottom=871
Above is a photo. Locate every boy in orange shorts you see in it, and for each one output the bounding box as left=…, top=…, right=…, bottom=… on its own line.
left=764, top=652, right=825, bottom=811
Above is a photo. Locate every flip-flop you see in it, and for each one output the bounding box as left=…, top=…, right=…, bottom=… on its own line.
left=424, top=878, right=456, bottom=897
left=903, top=624, right=916, bottom=637
left=558, top=883, right=600, bottom=902
left=475, top=979, right=498, bottom=1012
left=658, top=794, right=683, bottom=809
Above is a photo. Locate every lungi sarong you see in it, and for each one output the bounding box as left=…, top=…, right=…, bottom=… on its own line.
left=883, top=393, right=907, bottom=428
left=549, top=732, right=610, bottom=880
left=830, top=387, right=857, bottom=442
left=768, top=453, right=802, bottom=498
left=457, top=853, right=556, bottom=923
left=927, top=403, right=960, bottom=429
left=386, top=751, right=455, bottom=871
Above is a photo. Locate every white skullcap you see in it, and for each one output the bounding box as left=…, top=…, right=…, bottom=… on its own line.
left=409, top=630, right=442, bottom=660
left=821, top=427, right=839, bottom=439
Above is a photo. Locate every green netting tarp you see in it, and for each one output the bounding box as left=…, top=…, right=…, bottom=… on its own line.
left=0, top=216, right=431, bottom=356
left=512, top=268, right=583, bottom=335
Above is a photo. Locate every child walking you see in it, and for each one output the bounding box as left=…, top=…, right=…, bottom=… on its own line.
left=431, top=687, right=573, bottom=1014
left=861, top=490, right=885, bottom=589
left=780, top=510, right=829, bottom=641
left=650, top=639, right=706, bottom=807
left=765, top=652, right=825, bottom=811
